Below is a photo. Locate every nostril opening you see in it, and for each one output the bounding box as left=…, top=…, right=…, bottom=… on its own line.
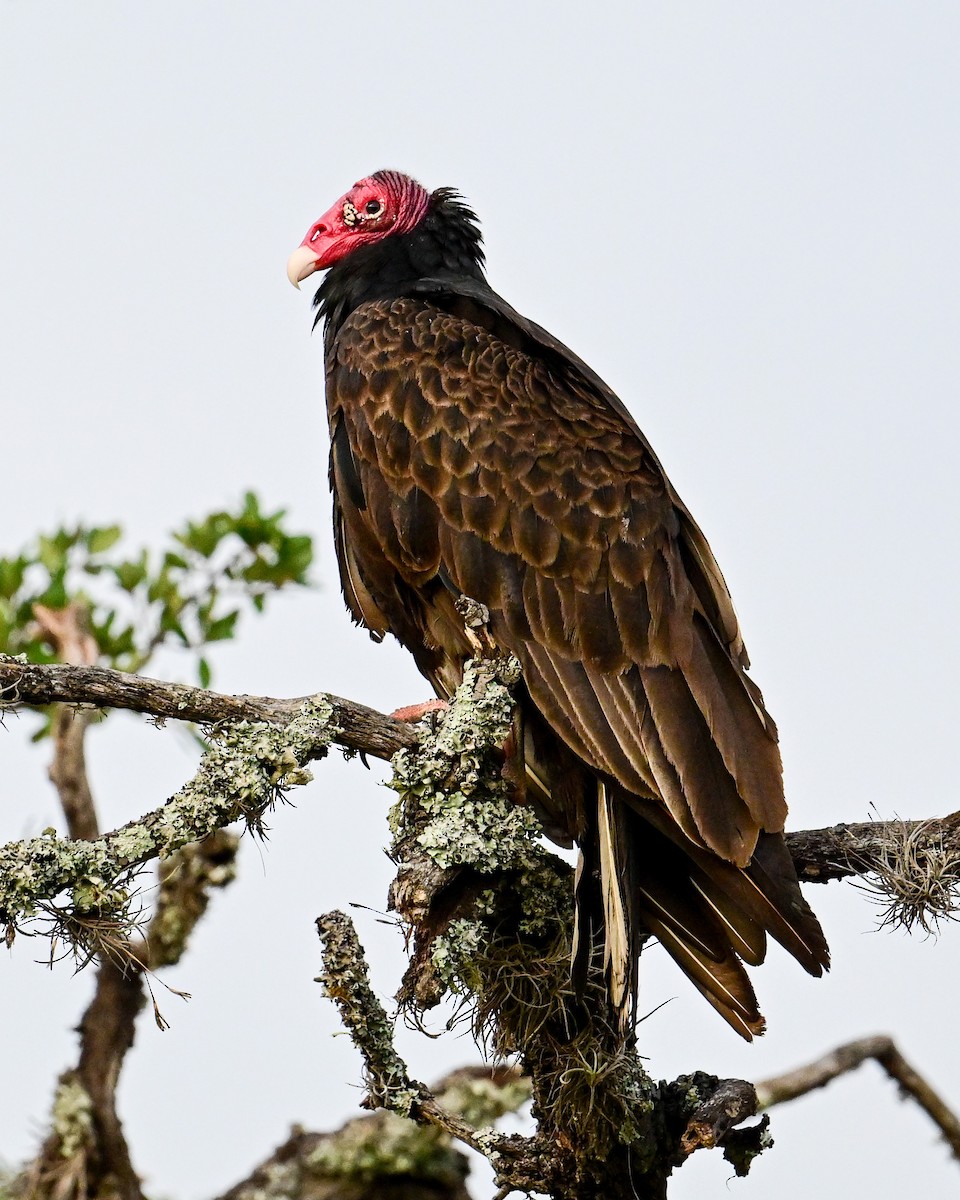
left=310, top=224, right=327, bottom=242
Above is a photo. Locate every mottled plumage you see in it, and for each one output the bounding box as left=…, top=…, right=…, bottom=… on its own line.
left=289, top=170, right=829, bottom=1038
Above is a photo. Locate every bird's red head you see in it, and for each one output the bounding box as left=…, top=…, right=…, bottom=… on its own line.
left=287, top=170, right=431, bottom=287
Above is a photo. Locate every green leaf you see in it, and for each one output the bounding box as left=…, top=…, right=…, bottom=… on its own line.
left=0, top=607, right=13, bottom=653
left=37, top=572, right=68, bottom=609
left=147, top=570, right=178, bottom=605
left=1, top=494, right=311, bottom=703
left=37, top=534, right=66, bottom=574
left=176, top=515, right=232, bottom=558
left=203, top=610, right=239, bottom=643
left=86, top=526, right=123, bottom=554
left=158, top=609, right=188, bottom=645
left=30, top=710, right=55, bottom=742
left=114, top=553, right=148, bottom=592
left=0, top=557, right=27, bottom=600
left=277, top=535, right=313, bottom=582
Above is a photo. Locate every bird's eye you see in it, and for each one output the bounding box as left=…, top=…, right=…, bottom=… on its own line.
left=364, top=199, right=384, bottom=216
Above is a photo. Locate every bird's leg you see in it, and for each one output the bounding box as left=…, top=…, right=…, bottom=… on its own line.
left=392, top=596, right=496, bottom=724
left=499, top=705, right=527, bottom=806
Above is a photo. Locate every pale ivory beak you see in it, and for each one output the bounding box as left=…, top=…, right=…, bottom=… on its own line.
left=286, top=245, right=322, bottom=289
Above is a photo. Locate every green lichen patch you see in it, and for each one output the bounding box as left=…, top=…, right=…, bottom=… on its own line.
left=388, top=659, right=534, bottom=875
left=430, top=918, right=487, bottom=992
left=50, top=1073, right=93, bottom=1160
left=306, top=1111, right=465, bottom=1189
left=439, top=1072, right=531, bottom=1129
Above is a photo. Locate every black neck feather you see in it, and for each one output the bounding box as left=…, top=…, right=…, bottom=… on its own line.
left=313, top=188, right=487, bottom=344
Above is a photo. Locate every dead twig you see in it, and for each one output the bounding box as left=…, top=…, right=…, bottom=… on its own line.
left=785, top=815, right=960, bottom=887
left=756, top=1035, right=960, bottom=1162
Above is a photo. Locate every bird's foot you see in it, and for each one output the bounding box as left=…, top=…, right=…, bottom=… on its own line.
left=455, top=594, right=498, bottom=657
left=390, top=699, right=450, bottom=723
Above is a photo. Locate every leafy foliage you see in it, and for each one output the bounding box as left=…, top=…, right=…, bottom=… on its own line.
left=0, top=493, right=313, bottom=732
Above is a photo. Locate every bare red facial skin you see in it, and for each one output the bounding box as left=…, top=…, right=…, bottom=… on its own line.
left=289, top=171, right=431, bottom=284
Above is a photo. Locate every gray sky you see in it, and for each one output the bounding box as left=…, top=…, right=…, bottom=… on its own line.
left=3, top=2, right=959, bottom=1196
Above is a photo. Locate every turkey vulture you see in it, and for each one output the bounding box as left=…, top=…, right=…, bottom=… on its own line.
left=288, top=170, right=828, bottom=1039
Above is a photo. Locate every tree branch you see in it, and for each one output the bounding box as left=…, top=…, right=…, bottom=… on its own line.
left=315, top=910, right=543, bottom=1195
left=352, top=658, right=770, bottom=1198
left=786, top=815, right=960, bottom=933
left=4, top=657, right=956, bottom=886
left=785, top=815, right=960, bottom=884
left=22, top=605, right=147, bottom=1200
left=0, top=697, right=337, bottom=942
left=756, top=1035, right=960, bottom=1162
left=4, top=656, right=958, bottom=979
left=34, top=605, right=101, bottom=843
left=11, top=654, right=955, bottom=1195
left=0, top=656, right=418, bottom=760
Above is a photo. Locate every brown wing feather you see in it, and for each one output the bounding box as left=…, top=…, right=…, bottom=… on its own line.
left=326, top=295, right=828, bottom=1036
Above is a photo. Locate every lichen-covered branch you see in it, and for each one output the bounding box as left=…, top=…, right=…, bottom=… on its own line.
left=0, top=655, right=417, bottom=760
left=4, top=656, right=958, bottom=908
left=147, top=830, right=239, bottom=969
left=0, top=700, right=337, bottom=945
left=315, top=910, right=539, bottom=1192
left=787, top=815, right=960, bottom=933
left=316, top=910, right=422, bottom=1117
left=756, top=1035, right=960, bottom=1161
left=19, top=832, right=241, bottom=1200
left=214, top=1065, right=529, bottom=1200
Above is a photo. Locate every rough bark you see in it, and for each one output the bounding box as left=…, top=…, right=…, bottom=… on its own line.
left=0, top=656, right=417, bottom=760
